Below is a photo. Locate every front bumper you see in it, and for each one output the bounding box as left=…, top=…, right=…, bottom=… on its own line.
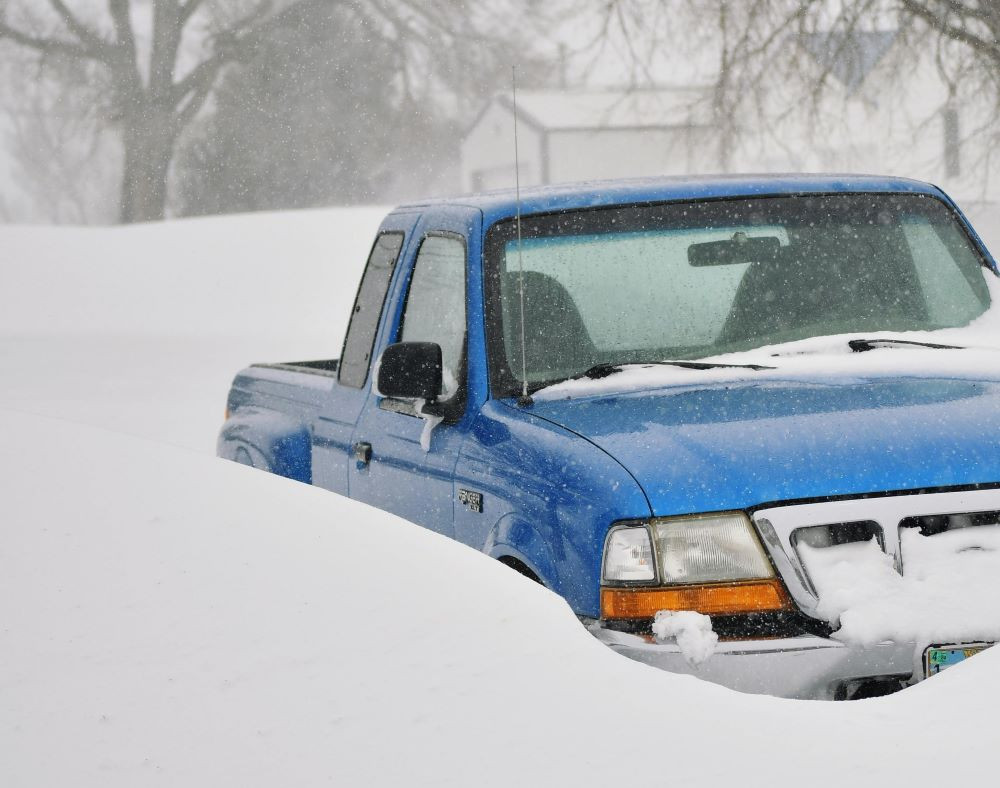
left=591, top=488, right=1000, bottom=698
left=591, top=623, right=916, bottom=700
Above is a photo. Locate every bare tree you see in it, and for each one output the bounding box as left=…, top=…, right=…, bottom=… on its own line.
left=1, top=49, right=121, bottom=223
left=0, top=0, right=552, bottom=223
left=0, top=1, right=286, bottom=222
left=900, top=1, right=1000, bottom=70
left=577, top=0, right=1000, bottom=176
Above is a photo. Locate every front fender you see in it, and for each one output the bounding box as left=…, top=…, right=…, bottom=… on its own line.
left=217, top=407, right=312, bottom=483
left=485, top=514, right=559, bottom=590
left=457, top=400, right=652, bottom=618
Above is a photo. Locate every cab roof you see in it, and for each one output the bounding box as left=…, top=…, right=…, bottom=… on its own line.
left=395, top=173, right=945, bottom=225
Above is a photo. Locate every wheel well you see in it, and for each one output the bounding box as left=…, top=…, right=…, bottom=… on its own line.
left=498, top=556, right=542, bottom=585
left=232, top=443, right=270, bottom=472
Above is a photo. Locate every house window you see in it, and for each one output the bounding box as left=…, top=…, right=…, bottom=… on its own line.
left=943, top=107, right=960, bottom=178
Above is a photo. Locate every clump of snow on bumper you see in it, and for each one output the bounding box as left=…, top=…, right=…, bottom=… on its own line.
left=652, top=610, right=719, bottom=665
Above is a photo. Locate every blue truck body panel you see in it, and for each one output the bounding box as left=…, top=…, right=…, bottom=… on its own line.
left=456, top=399, right=651, bottom=613
left=530, top=377, right=1000, bottom=518
left=220, top=365, right=333, bottom=483
left=219, top=174, right=1000, bottom=625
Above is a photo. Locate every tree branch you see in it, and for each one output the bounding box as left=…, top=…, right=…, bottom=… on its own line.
left=937, top=0, right=993, bottom=27
left=171, top=51, right=225, bottom=106
left=149, top=1, right=185, bottom=97
left=47, top=0, right=112, bottom=57
left=170, top=0, right=292, bottom=106
left=0, top=18, right=93, bottom=60
left=179, top=0, right=203, bottom=26
left=175, top=61, right=220, bottom=128
left=901, top=0, right=1000, bottom=69
left=106, top=0, right=142, bottom=94
left=107, top=0, right=137, bottom=61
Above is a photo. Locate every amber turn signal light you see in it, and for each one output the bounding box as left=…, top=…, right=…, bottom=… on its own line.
left=601, top=579, right=792, bottom=620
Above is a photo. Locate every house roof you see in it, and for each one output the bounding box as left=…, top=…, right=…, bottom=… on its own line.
left=492, top=87, right=714, bottom=131
left=800, top=30, right=897, bottom=93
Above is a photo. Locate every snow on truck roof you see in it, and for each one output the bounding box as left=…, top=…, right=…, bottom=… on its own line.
left=396, top=173, right=944, bottom=221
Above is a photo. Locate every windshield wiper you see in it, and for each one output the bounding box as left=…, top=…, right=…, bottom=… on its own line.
left=577, top=359, right=774, bottom=380
left=848, top=338, right=963, bottom=353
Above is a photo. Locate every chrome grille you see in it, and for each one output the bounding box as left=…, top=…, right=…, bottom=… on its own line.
left=752, top=488, right=1000, bottom=616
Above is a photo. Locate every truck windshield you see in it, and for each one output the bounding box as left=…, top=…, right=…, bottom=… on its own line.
left=484, top=193, right=993, bottom=396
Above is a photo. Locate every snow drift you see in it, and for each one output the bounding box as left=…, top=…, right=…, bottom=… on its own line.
left=4, top=205, right=1000, bottom=785
left=0, top=208, right=384, bottom=452
left=3, top=409, right=1000, bottom=788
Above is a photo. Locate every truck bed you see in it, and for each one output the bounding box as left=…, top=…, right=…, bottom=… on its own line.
left=252, top=358, right=339, bottom=376
left=226, top=360, right=339, bottom=423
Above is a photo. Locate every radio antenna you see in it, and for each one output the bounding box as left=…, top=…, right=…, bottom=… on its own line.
left=512, top=65, right=531, bottom=406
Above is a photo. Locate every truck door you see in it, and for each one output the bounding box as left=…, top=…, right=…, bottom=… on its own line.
left=312, top=211, right=420, bottom=495
left=348, top=207, right=481, bottom=535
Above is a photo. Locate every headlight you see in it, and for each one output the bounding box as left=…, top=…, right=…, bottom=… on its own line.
left=600, top=512, right=791, bottom=620
left=652, top=512, right=775, bottom=584
left=602, top=525, right=655, bottom=582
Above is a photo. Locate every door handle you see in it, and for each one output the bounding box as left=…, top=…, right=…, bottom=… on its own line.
left=352, top=441, right=373, bottom=469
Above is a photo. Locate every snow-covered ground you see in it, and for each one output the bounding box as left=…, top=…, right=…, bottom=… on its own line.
left=3, top=205, right=1000, bottom=786
left=0, top=207, right=385, bottom=450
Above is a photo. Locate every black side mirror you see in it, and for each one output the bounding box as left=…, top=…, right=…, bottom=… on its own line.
left=376, top=342, right=443, bottom=402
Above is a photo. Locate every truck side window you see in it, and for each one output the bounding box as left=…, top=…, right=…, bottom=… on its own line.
left=339, top=232, right=405, bottom=388
left=399, top=234, right=467, bottom=399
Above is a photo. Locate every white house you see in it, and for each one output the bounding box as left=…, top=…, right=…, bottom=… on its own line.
left=729, top=29, right=993, bottom=200
left=460, top=87, right=718, bottom=192
left=461, top=30, right=1000, bottom=206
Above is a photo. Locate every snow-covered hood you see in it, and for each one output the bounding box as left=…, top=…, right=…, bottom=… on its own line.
left=529, top=372, right=1000, bottom=516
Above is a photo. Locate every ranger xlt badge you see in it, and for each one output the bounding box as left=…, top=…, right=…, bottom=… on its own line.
left=458, top=489, right=483, bottom=513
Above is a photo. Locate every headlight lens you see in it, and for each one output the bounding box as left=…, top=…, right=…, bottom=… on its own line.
left=603, top=525, right=656, bottom=582
left=600, top=513, right=790, bottom=620
left=652, top=512, right=774, bottom=584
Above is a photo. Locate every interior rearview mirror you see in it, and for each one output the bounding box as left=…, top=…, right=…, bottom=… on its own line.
left=376, top=342, right=443, bottom=402
left=688, top=235, right=781, bottom=266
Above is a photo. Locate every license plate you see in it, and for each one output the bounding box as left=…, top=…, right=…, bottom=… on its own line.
left=924, top=643, right=992, bottom=677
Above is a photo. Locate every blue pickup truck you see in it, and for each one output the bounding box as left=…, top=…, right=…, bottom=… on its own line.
left=219, top=175, right=1000, bottom=700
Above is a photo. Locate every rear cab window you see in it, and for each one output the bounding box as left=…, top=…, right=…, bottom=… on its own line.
left=339, top=232, right=405, bottom=388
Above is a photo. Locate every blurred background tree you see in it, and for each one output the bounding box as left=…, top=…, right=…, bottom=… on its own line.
left=0, top=0, right=283, bottom=222
left=175, top=1, right=548, bottom=215
left=0, top=42, right=120, bottom=223
left=593, top=1, right=1000, bottom=181
left=6, top=1, right=1000, bottom=225
left=0, top=0, right=548, bottom=223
